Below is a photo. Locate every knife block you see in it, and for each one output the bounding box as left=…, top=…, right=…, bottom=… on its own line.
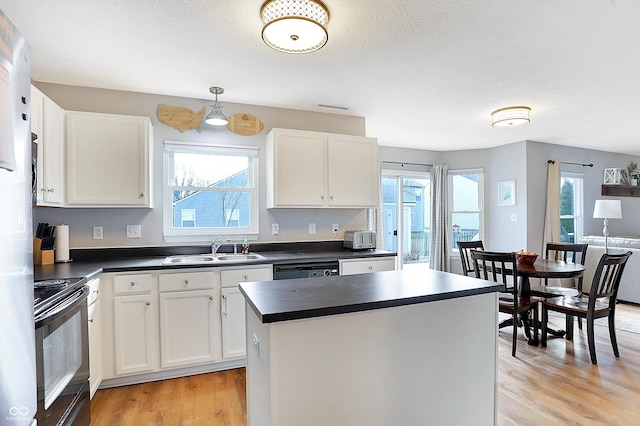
left=33, top=238, right=54, bottom=265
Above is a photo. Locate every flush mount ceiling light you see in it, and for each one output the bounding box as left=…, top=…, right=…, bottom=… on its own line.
left=205, top=86, right=228, bottom=126
left=261, top=0, right=329, bottom=54
left=491, top=106, right=531, bottom=128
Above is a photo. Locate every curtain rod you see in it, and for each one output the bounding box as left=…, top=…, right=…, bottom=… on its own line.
left=547, top=160, right=594, bottom=167
left=382, top=161, right=433, bottom=167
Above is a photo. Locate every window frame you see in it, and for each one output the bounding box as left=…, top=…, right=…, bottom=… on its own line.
left=162, top=140, right=259, bottom=242
left=448, top=168, right=484, bottom=256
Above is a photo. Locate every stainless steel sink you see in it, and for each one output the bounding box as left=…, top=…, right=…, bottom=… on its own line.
left=163, top=253, right=265, bottom=264
left=215, top=254, right=265, bottom=261
left=163, top=254, right=218, bottom=264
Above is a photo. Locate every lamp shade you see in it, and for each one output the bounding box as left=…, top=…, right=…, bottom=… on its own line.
left=491, top=106, right=531, bottom=128
left=593, top=199, right=622, bottom=219
left=261, top=0, right=329, bottom=54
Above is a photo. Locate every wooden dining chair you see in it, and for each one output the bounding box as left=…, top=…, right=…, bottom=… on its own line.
left=541, top=251, right=632, bottom=364
left=471, top=250, right=539, bottom=357
left=457, top=240, right=484, bottom=276
left=530, top=242, right=589, bottom=330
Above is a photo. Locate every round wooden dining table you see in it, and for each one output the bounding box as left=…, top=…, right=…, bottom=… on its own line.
left=517, top=259, right=586, bottom=342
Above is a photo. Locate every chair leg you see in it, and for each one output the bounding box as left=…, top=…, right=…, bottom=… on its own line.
left=609, top=313, right=619, bottom=358
left=587, top=317, right=597, bottom=365
left=577, top=316, right=582, bottom=330
left=512, top=312, right=518, bottom=357
left=541, top=306, right=548, bottom=347
left=566, top=314, right=574, bottom=341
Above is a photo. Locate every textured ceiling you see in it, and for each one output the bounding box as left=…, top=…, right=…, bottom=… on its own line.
left=2, top=0, right=640, bottom=155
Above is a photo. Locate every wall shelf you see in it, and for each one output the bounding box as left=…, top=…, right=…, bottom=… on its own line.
left=601, top=184, right=640, bottom=197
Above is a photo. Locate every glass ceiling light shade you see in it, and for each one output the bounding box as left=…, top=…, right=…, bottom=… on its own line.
left=205, top=86, right=228, bottom=126
left=491, top=106, right=531, bottom=128
left=261, top=0, right=329, bottom=54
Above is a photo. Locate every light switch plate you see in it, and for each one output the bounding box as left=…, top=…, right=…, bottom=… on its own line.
left=510, top=214, right=518, bottom=222
left=92, top=226, right=103, bottom=240
left=126, top=224, right=142, bottom=238
left=272, top=223, right=279, bottom=235
left=308, top=223, right=316, bottom=234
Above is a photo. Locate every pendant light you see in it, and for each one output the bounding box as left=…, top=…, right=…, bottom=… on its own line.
left=261, top=0, right=329, bottom=54
left=205, top=86, right=228, bottom=126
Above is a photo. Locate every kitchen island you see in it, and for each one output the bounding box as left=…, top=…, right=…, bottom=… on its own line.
left=240, top=268, right=502, bottom=426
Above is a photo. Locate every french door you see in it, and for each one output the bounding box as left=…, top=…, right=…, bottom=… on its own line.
left=381, top=172, right=431, bottom=269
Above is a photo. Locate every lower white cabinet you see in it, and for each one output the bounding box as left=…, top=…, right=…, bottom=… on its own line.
left=220, top=266, right=273, bottom=359
left=159, top=271, right=218, bottom=368
left=339, top=256, right=397, bottom=275
left=112, top=273, right=155, bottom=375
left=87, top=278, right=102, bottom=398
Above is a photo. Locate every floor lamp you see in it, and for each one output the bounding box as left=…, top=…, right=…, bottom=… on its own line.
left=593, top=199, right=622, bottom=254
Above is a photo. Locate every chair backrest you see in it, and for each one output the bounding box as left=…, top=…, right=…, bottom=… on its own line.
left=458, top=240, right=484, bottom=276
left=588, top=251, right=633, bottom=308
left=470, top=250, right=517, bottom=292
left=545, top=242, right=588, bottom=265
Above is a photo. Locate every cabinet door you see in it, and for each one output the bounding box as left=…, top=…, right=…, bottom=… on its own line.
left=327, top=134, right=378, bottom=207
left=267, top=129, right=326, bottom=207
left=88, top=298, right=102, bottom=398
left=340, top=257, right=397, bottom=275
left=220, top=267, right=272, bottom=359
left=33, top=87, right=65, bottom=206
left=159, top=290, right=217, bottom=368
left=66, top=111, right=152, bottom=207
left=221, top=287, right=247, bottom=359
left=114, top=294, right=155, bottom=375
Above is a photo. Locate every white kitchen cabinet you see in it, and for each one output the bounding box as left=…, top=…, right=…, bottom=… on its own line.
left=266, top=128, right=378, bottom=208
left=220, top=266, right=273, bottom=359
left=87, top=277, right=102, bottom=398
left=113, top=274, right=156, bottom=375
left=31, top=86, right=65, bottom=206
left=339, top=256, right=397, bottom=275
left=65, top=111, right=153, bottom=207
left=158, top=271, right=218, bottom=369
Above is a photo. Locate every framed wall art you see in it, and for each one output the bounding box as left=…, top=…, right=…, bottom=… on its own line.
left=498, top=180, right=516, bottom=206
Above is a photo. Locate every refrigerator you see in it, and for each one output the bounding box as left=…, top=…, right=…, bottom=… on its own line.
left=0, top=7, right=36, bottom=426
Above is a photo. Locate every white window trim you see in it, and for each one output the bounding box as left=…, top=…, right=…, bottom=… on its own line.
left=163, top=140, right=259, bottom=243
left=448, top=168, right=484, bottom=257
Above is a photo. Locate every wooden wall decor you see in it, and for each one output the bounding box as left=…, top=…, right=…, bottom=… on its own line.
left=157, top=104, right=206, bottom=133
left=227, top=113, right=264, bottom=136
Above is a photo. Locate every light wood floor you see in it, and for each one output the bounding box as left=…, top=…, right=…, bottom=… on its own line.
left=91, top=303, right=640, bottom=426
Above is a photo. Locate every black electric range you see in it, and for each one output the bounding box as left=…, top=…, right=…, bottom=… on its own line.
left=33, top=277, right=88, bottom=321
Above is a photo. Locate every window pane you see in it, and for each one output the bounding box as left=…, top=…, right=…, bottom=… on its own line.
left=452, top=174, right=479, bottom=210
left=172, top=190, right=250, bottom=229
left=172, top=152, right=248, bottom=188
left=452, top=213, right=480, bottom=248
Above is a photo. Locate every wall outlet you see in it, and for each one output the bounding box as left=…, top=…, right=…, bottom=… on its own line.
left=272, top=223, right=280, bottom=235
left=332, top=223, right=339, bottom=233
left=510, top=214, right=518, bottom=222
left=126, top=224, right=142, bottom=238
left=308, top=223, right=316, bottom=234
left=92, top=226, right=103, bottom=240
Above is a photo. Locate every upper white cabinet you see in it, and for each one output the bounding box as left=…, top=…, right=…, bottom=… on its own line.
left=65, top=111, right=153, bottom=207
left=31, top=86, right=65, bottom=206
left=266, top=128, right=378, bottom=208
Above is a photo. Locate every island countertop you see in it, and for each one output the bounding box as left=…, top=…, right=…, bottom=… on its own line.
left=240, top=268, right=502, bottom=323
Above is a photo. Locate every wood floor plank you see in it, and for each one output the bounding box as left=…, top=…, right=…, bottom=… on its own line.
left=91, top=303, right=640, bottom=425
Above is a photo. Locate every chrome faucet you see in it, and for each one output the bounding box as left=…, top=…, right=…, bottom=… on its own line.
left=211, top=235, right=223, bottom=254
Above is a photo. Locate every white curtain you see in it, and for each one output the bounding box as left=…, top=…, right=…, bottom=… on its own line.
left=543, top=159, right=562, bottom=251
left=429, top=164, right=450, bottom=271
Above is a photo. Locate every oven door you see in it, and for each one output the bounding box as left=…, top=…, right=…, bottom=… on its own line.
left=35, top=286, right=91, bottom=426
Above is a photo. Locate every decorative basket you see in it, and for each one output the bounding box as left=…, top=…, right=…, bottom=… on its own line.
left=516, top=253, right=538, bottom=266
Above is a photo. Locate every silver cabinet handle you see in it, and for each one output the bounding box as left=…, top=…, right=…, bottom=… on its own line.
left=145, top=301, right=151, bottom=306
left=184, top=280, right=189, bottom=285
left=209, top=296, right=214, bottom=301
left=130, top=282, right=136, bottom=286
left=244, top=275, right=249, bottom=280
left=321, top=195, right=325, bottom=200
left=88, top=318, right=94, bottom=323
left=330, top=195, right=333, bottom=200
left=139, top=193, right=144, bottom=198
left=368, top=266, right=373, bottom=270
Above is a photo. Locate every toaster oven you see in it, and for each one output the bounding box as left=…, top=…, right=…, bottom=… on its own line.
left=343, top=230, right=376, bottom=250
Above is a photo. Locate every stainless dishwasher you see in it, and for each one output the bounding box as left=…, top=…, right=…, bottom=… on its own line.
left=273, top=261, right=339, bottom=280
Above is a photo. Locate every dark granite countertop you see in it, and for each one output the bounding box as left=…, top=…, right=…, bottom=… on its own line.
left=239, top=268, right=502, bottom=324
left=33, top=241, right=396, bottom=282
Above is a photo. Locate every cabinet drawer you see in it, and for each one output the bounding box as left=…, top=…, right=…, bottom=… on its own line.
left=340, top=257, right=397, bottom=276
left=114, top=274, right=152, bottom=294
left=220, top=267, right=273, bottom=287
left=159, top=271, right=215, bottom=292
